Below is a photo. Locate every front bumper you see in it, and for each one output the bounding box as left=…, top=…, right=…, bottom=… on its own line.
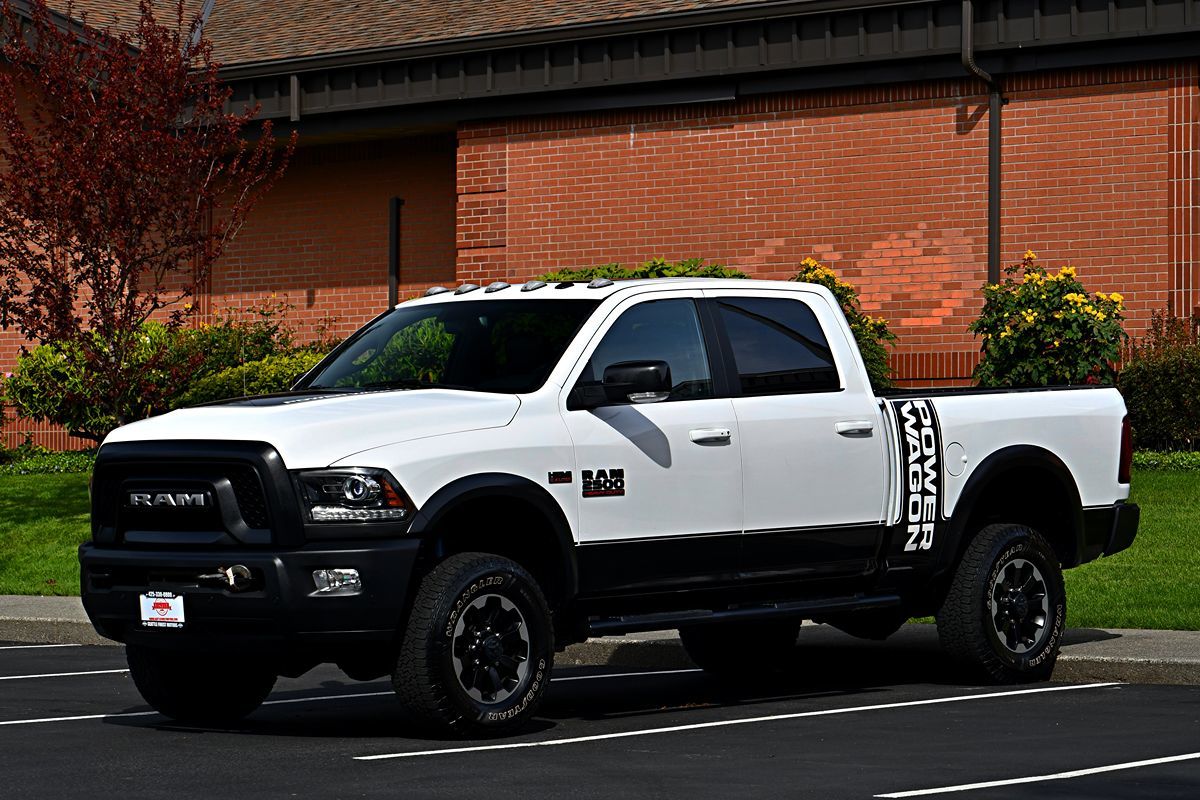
left=79, top=538, right=421, bottom=655
left=1080, top=502, right=1140, bottom=564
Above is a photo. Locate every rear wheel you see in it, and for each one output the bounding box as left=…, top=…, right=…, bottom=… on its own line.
left=936, top=523, right=1066, bottom=683
left=393, top=552, right=554, bottom=735
left=126, top=645, right=276, bottom=724
left=679, top=619, right=801, bottom=677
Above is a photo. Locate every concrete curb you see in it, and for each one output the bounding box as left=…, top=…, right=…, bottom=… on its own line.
left=0, top=618, right=111, bottom=647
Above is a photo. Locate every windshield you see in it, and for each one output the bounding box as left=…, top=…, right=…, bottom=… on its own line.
left=301, top=299, right=601, bottom=394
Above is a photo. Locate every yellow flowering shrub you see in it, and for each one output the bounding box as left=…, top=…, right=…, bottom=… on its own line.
left=970, top=251, right=1126, bottom=386
left=792, top=257, right=896, bottom=389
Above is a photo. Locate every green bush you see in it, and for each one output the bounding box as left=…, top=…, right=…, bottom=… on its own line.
left=0, top=449, right=95, bottom=475
left=1118, top=310, right=1200, bottom=450
left=176, top=298, right=297, bottom=380
left=790, top=257, right=895, bottom=390
left=537, top=257, right=747, bottom=282
left=173, top=350, right=327, bottom=408
left=2, top=322, right=196, bottom=441
left=970, top=251, right=1127, bottom=387
left=1132, top=450, right=1200, bottom=471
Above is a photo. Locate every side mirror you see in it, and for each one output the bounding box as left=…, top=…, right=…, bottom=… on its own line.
left=567, top=360, right=673, bottom=411
left=603, top=360, right=672, bottom=405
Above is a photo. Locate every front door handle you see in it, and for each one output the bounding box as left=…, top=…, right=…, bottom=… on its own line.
left=689, top=427, right=732, bottom=444
left=835, top=420, right=875, bottom=437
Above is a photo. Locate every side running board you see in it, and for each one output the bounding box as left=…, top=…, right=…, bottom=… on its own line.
left=586, top=593, right=903, bottom=636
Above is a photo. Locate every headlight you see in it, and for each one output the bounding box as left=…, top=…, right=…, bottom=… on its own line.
left=293, top=468, right=412, bottom=523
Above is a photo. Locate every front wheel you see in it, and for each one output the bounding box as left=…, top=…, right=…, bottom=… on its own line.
left=126, top=645, right=277, bottom=724
left=393, top=553, right=554, bottom=736
left=936, top=523, right=1066, bottom=683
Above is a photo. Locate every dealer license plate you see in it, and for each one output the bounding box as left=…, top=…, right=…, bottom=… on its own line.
left=139, top=591, right=185, bottom=629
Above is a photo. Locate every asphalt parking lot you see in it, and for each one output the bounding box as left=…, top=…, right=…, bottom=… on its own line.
left=0, top=641, right=1197, bottom=799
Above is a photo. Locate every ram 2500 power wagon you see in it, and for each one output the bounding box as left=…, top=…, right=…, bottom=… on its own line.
left=80, top=278, right=1139, bottom=734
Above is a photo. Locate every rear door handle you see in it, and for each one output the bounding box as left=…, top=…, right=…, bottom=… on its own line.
left=689, top=427, right=732, bottom=444
left=835, top=420, right=875, bottom=437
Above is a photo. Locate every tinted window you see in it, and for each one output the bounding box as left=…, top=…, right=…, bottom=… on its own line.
left=580, top=299, right=713, bottom=401
left=302, top=299, right=599, bottom=394
left=717, top=297, right=840, bottom=395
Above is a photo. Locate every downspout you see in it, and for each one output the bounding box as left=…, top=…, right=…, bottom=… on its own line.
left=961, top=0, right=1003, bottom=285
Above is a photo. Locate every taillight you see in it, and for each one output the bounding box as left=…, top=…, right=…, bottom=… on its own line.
left=1118, top=415, right=1132, bottom=484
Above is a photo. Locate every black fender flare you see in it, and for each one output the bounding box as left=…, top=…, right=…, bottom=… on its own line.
left=407, top=473, right=579, bottom=599
left=938, top=444, right=1084, bottom=576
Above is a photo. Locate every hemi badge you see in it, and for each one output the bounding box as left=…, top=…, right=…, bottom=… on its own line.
left=548, top=471, right=572, bottom=485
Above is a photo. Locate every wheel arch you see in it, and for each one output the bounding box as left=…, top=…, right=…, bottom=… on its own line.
left=941, top=445, right=1085, bottom=576
left=407, top=473, right=578, bottom=606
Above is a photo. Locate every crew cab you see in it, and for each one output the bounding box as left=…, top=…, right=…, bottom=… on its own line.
left=80, top=278, right=1139, bottom=734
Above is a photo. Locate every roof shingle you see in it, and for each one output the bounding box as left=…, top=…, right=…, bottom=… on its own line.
left=53, top=0, right=777, bottom=68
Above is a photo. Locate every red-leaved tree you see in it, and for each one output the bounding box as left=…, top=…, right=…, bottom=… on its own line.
left=0, top=0, right=294, bottom=439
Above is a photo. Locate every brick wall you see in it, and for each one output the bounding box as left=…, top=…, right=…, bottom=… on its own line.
left=457, top=61, right=1197, bottom=385
left=212, top=134, right=458, bottom=339
left=1, top=133, right=457, bottom=448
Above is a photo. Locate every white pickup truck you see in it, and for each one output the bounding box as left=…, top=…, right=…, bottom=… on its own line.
left=81, top=278, right=1139, bottom=734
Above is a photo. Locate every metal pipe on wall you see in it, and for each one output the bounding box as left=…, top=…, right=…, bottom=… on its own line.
left=961, top=0, right=1003, bottom=285
left=388, top=197, right=404, bottom=309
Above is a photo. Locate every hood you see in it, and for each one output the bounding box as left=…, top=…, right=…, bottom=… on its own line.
left=102, top=389, right=521, bottom=468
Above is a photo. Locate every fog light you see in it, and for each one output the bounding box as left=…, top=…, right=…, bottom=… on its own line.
left=312, top=568, right=362, bottom=595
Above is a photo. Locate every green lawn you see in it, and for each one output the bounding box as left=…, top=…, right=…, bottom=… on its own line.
left=0, top=469, right=1196, bottom=630
left=0, top=473, right=90, bottom=596
left=1066, top=470, right=1200, bottom=630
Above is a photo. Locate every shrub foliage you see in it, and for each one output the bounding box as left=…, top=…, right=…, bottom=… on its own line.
left=970, top=251, right=1127, bottom=387
left=173, top=351, right=327, bottom=408
left=790, top=258, right=895, bottom=390
left=1118, top=311, right=1200, bottom=450
left=537, top=257, right=747, bottom=282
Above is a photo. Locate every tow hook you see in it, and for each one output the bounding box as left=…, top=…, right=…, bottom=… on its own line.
left=197, top=565, right=254, bottom=592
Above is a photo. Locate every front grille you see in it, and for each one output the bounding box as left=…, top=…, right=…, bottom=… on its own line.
left=227, top=465, right=270, bottom=528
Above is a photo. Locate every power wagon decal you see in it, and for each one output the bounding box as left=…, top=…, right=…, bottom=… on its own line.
left=890, top=399, right=943, bottom=553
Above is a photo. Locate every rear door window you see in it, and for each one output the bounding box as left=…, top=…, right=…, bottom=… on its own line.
left=716, top=296, right=841, bottom=395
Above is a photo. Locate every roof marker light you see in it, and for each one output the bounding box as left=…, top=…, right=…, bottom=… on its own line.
left=424, top=286, right=450, bottom=297
left=587, top=278, right=615, bottom=289
left=484, top=281, right=511, bottom=293
left=554, top=282, right=574, bottom=290
left=455, top=283, right=480, bottom=295
left=521, top=280, right=547, bottom=292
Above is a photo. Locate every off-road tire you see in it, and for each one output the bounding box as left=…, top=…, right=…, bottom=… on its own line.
left=393, top=552, right=554, bottom=736
left=936, top=523, right=1066, bottom=683
left=817, top=609, right=910, bottom=641
left=679, top=619, right=801, bottom=677
left=126, top=645, right=276, bottom=724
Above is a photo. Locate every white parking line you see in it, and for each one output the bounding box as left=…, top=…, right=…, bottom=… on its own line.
left=0, top=689, right=394, bottom=727
left=875, top=751, right=1200, bottom=797
left=0, top=669, right=128, bottom=681
left=0, top=644, right=82, bottom=651
left=354, top=682, right=1122, bottom=761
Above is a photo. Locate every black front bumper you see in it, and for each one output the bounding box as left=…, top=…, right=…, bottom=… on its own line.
left=1080, top=502, right=1140, bottom=564
left=79, top=538, right=421, bottom=655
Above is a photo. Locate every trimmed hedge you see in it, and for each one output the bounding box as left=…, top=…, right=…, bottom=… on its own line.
left=1131, top=450, right=1200, bottom=472
left=537, top=257, right=747, bottom=282
left=0, top=450, right=96, bottom=475
left=172, top=350, right=326, bottom=408
left=1118, top=311, right=1200, bottom=451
